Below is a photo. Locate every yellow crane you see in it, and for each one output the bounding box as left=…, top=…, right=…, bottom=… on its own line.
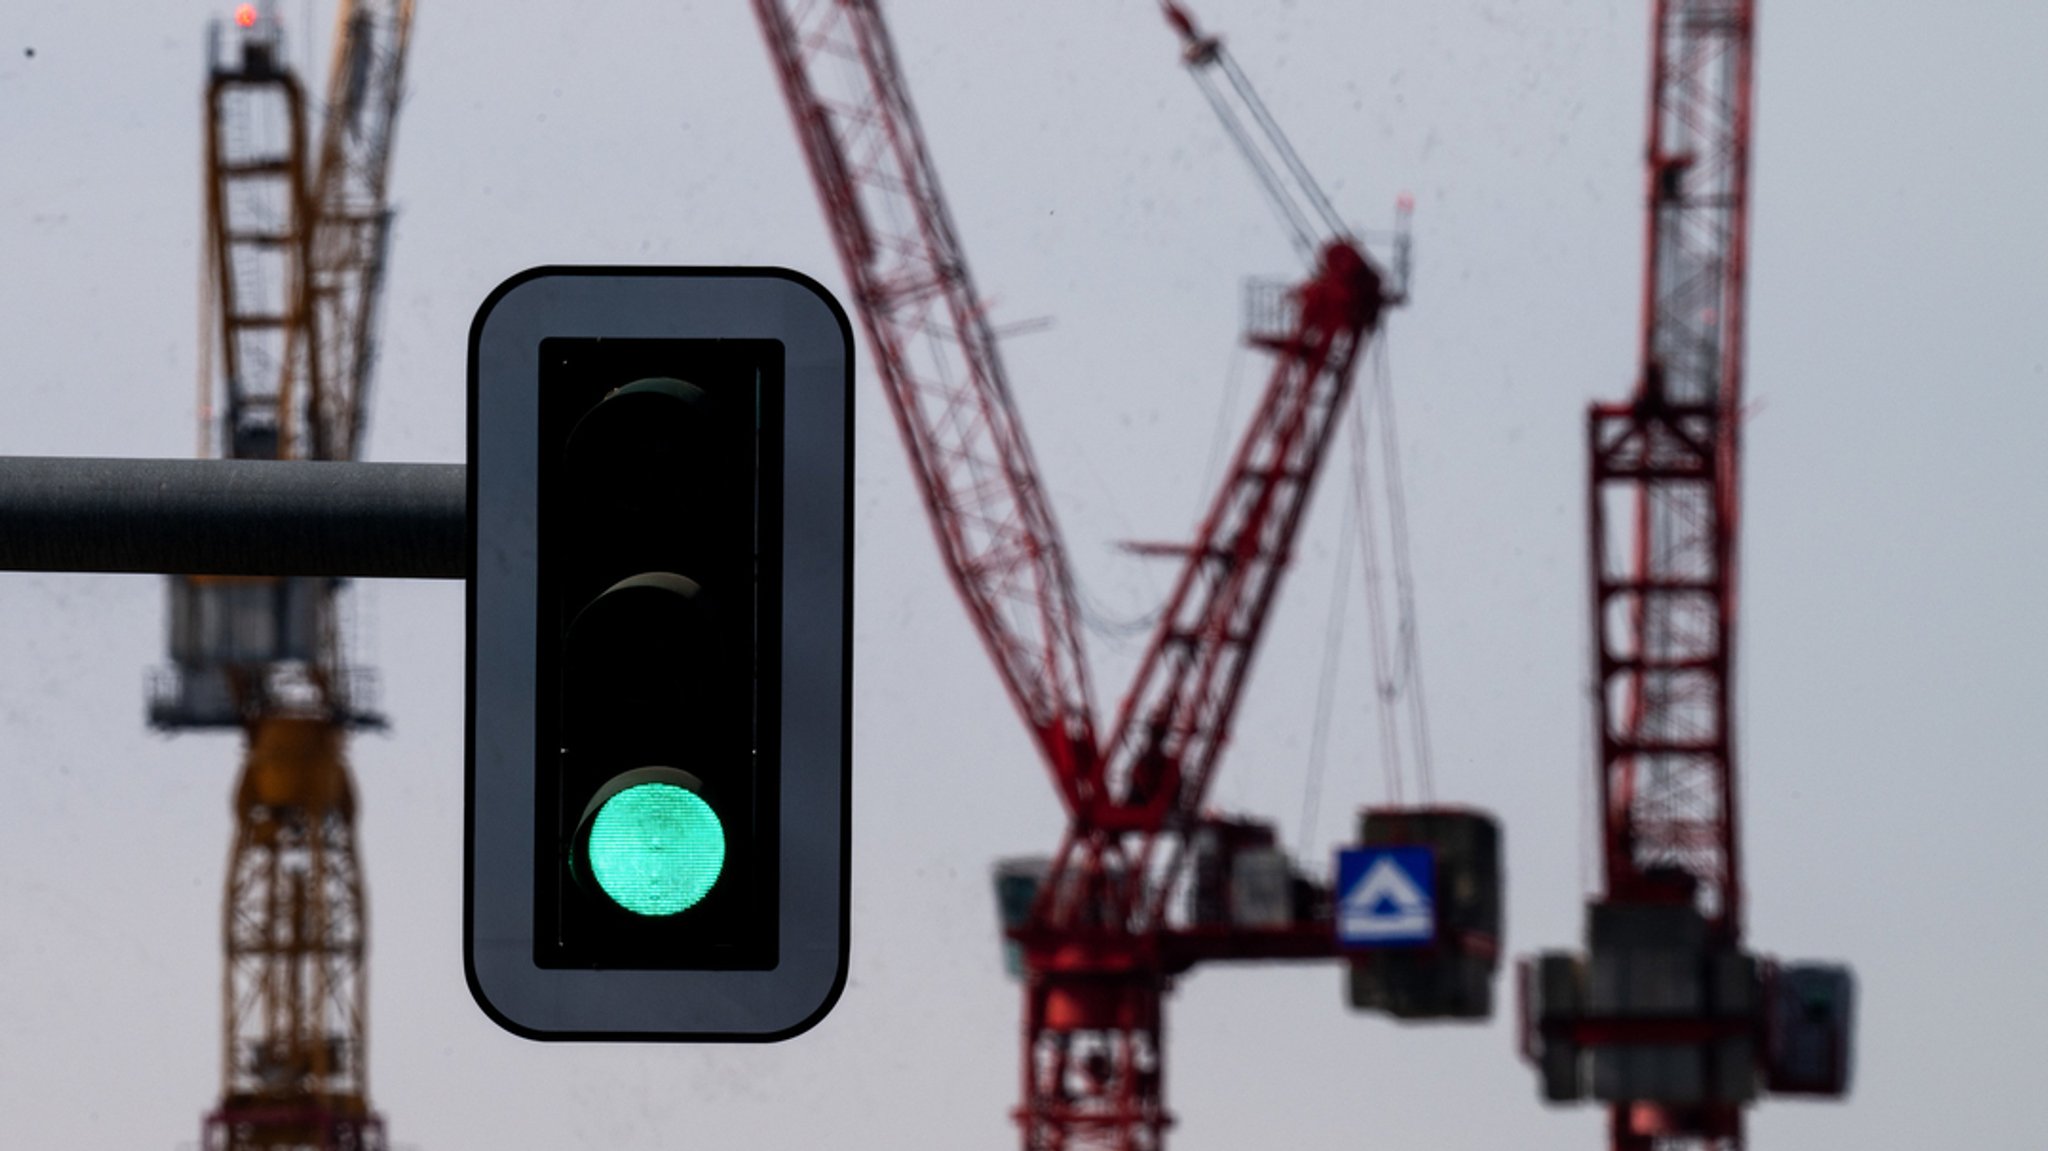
left=150, top=3, right=414, bottom=1147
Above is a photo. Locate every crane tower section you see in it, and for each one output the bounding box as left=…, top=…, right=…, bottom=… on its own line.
left=200, top=12, right=309, bottom=465
left=1520, top=4, right=1854, bottom=1147
left=1594, top=0, right=1755, bottom=927
left=155, top=4, right=413, bottom=1149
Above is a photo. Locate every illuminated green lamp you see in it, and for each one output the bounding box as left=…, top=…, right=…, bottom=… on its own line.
left=574, top=767, right=726, bottom=917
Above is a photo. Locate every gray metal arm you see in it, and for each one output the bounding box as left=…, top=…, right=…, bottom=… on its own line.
left=0, top=457, right=464, bottom=578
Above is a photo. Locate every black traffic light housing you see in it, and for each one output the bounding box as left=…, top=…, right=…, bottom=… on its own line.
left=468, top=268, right=851, bottom=1040
left=540, top=347, right=780, bottom=972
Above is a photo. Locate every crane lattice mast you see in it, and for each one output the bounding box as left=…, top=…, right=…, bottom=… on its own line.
left=756, top=3, right=1396, bottom=1146
left=158, top=4, right=413, bottom=1149
left=1522, top=3, right=1854, bottom=1144
left=1590, top=5, right=1755, bottom=1146
left=1593, top=0, right=1755, bottom=940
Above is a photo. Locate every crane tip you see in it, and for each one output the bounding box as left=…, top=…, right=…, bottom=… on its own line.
left=1161, top=2, right=1221, bottom=64
left=1161, top=3, right=1199, bottom=42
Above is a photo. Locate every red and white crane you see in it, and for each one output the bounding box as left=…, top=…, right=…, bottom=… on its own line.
left=1520, top=2, right=1853, bottom=1147
left=755, top=3, right=1446, bottom=1147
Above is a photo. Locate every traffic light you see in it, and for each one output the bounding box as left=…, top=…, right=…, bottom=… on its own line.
left=540, top=346, right=779, bottom=971
left=466, top=268, right=852, bottom=1040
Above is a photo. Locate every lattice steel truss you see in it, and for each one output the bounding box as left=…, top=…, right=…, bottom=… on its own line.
left=183, top=5, right=411, bottom=1148
left=1592, top=0, right=1754, bottom=971
left=1584, top=2, right=1755, bottom=1147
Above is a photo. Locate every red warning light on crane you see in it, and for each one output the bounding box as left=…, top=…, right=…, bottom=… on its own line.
left=234, top=4, right=258, bottom=29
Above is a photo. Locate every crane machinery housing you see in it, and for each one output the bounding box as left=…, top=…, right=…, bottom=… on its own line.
left=150, top=3, right=414, bottom=1148
left=756, top=3, right=1500, bottom=1146
left=1516, top=3, right=1854, bottom=1148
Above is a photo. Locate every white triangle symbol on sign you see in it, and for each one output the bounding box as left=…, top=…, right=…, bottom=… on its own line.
left=1339, top=856, right=1433, bottom=941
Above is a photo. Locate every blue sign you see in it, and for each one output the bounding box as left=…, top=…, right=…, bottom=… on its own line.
left=1335, top=846, right=1436, bottom=948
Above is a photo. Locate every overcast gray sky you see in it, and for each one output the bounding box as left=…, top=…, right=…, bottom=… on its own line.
left=3, top=1, right=2046, bottom=1147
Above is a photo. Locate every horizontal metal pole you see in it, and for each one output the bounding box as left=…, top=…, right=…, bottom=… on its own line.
left=0, top=457, right=466, bottom=578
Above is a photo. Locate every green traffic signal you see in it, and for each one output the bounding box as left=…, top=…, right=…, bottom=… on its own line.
left=575, top=768, right=727, bottom=917
left=535, top=334, right=784, bottom=971
left=467, top=269, right=851, bottom=1035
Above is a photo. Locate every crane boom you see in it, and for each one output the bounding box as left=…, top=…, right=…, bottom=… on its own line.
left=1161, top=3, right=1347, bottom=257
left=304, top=0, right=415, bottom=463
left=1099, top=243, right=1382, bottom=924
left=754, top=0, right=1099, bottom=803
